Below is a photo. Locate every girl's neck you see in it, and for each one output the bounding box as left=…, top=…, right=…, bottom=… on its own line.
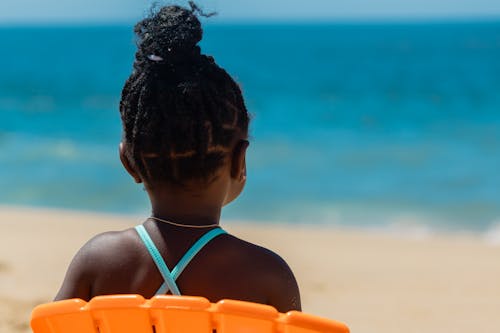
left=150, top=204, right=221, bottom=227
left=146, top=180, right=227, bottom=227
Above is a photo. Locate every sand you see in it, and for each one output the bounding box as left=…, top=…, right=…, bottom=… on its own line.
left=1, top=205, right=499, bottom=333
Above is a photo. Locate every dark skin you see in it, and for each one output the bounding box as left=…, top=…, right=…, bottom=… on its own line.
left=55, top=137, right=301, bottom=313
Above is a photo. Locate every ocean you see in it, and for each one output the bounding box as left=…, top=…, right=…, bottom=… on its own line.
left=0, top=21, right=499, bottom=232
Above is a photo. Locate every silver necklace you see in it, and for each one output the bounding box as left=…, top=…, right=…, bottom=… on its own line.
left=149, top=216, right=219, bottom=229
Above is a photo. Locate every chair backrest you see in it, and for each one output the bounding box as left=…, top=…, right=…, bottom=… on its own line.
left=31, top=294, right=349, bottom=333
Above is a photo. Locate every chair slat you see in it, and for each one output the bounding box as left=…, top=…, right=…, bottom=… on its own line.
left=214, top=299, right=279, bottom=333
left=279, top=311, right=350, bottom=333
left=31, top=299, right=96, bottom=333
left=149, top=296, right=212, bottom=333
left=88, top=295, right=152, bottom=333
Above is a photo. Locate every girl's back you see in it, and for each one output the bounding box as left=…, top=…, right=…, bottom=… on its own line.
left=56, top=222, right=300, bottom=312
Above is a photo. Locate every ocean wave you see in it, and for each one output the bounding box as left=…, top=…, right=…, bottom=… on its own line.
left=0, top=133, right=113, bottom=163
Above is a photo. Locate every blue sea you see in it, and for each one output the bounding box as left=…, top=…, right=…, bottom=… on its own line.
left=0, top=21, right=499, bottom=232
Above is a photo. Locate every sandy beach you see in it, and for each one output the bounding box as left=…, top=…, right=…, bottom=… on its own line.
left=1, top=205, right=499, bottom=333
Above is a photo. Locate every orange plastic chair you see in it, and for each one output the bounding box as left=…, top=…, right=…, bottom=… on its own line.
left=31, top=294, right=349, bottom=333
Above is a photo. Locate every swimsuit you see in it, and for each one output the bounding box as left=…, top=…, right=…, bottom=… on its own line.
left=134, top=225, right=227, bottom=295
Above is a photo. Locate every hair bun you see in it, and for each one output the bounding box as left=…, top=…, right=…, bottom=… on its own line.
left=134, top=3, right=205, bottom=65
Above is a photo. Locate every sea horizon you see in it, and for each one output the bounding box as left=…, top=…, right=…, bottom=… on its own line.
left=1, top=15, right=500, bottom=27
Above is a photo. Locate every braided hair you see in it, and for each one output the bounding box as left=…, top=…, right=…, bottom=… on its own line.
left=120, top=3, right=249, bottom=185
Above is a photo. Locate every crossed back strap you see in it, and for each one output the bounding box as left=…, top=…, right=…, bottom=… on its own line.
left=135, top=225, right=227, bottom=295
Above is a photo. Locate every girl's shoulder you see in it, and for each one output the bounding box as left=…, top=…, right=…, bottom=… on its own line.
left=77, top=228, right=145, bottom=269
left=69, top=228, right=143, bottom=279
left=54, top=227, right=142, bottom=300
left=204, top=233, right=301, bottom=312
left=217, top=233, right=290, bottom=269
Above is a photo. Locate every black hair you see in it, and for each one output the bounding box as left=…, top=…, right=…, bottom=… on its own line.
left=119, top=2, right=249, bottom=185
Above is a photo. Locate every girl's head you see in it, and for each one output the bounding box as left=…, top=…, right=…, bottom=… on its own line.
left=119, top=3, right=249, bottom=202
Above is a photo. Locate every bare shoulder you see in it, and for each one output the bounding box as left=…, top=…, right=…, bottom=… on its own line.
left=54, top=228, right=140, bottom=301
left=72, top=228, right=142, bottom=272
left=223, top=234, right=291, bottom=273
left=83, top=228, right=141, bottom=261
left=219, top=233, right=302, bottom=312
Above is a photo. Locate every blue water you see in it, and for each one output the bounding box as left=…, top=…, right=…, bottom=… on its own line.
left=0, top=22, right=499, bottom=231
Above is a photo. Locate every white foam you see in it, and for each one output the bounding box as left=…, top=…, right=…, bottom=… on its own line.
left=483, top=220, right=500, bottom=246
left=379, top=213, right=434, bottom=240
left=53, top=140, right=78, bottom=158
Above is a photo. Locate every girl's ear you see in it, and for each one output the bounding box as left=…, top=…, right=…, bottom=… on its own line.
left=119, top=142, right=142, bottom=183
left=230, top=140, right=249, bottom=181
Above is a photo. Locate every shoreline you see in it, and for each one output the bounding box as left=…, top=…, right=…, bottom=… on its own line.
left=3, top=203, right=499, bottom=240
left=1, top=205, right=500, bottom=333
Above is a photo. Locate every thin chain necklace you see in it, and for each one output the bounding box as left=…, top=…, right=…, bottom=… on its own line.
left=148, top=216, right=219, bottom=229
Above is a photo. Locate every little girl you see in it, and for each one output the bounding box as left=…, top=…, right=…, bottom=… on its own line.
left=54, top=3, right=301, bottom=313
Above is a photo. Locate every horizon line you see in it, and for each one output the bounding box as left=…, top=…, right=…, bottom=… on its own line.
left=1, top=14, right=500, bottom=27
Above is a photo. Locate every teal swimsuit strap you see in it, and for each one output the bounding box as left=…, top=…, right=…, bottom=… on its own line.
left=134, top=225, right=227, bottom=295
left=156, top=228, right=227, bottom=294
left=135, top=225, right=181, bottom=295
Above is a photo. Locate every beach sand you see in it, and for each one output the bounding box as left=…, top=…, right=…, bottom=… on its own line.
left=1, top=206, right=499, bottom=333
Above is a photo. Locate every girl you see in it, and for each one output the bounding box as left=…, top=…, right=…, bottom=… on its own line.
left=54, top=3, right=301, bottom=313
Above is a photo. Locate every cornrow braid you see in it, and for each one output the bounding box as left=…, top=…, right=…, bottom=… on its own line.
left=119, top=3, right=249, bottom=185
